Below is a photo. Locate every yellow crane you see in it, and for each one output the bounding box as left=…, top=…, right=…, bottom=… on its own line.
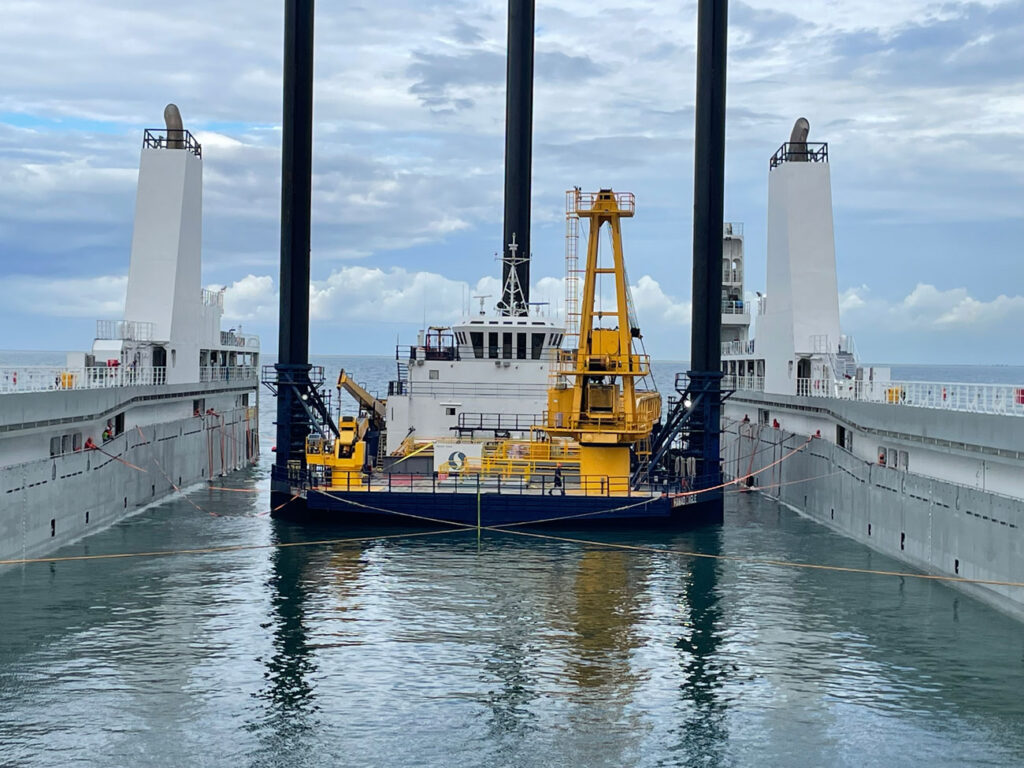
left=546, top=189, right=661, bottom=493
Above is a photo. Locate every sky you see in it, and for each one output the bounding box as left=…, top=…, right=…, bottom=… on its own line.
left=0, top=0, right=1022, bottom=365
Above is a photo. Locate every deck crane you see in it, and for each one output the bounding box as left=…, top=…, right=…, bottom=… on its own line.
left=545, top=189, right=662, bottom=494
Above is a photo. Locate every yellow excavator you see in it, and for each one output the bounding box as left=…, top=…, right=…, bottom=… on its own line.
left=545, top=189, right=661, bottom=494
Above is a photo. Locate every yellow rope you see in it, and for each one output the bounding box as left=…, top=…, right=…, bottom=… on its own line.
left=0, top=528, right=462, bottom=567
left=499, top=528, right=1024, bottom=589
left=309, top=487, right=1024, bottom=589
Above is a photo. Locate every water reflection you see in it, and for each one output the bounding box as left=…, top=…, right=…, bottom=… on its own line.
left=671, top=527, right=728, bottom=764
left=568, top=548, right=641, bottom=691
left=250, top=521, right=322, bottom=762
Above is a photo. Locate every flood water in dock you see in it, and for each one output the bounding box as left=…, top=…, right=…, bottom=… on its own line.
left=1, top=355, right=1023, bottom=767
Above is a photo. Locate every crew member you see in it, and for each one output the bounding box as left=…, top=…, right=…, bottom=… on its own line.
left=549, top=463, right=564, bottom=496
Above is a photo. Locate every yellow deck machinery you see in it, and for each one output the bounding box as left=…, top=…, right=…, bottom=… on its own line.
left=545, top=189, right=661, bottom=494
left=305, top=370, right=387, bottom=488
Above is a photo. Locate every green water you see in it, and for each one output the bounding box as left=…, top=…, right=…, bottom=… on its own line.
left=1, top=471, right=1022, bottom=767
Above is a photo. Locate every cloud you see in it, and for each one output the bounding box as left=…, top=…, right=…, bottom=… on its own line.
left=0, top=274, right=127, bottom=318
left=212, top=266, right=690, bottom=338
left=840, top=282, right=1024, bottom=329
left=215, top=275, right=277, bottom=324
left=630, top=274, right=692, bottom=326
left=1, top=0, right=1022, bottom=362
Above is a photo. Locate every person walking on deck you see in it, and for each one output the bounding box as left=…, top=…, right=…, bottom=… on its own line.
left=549, top=464, right=565, bottom=496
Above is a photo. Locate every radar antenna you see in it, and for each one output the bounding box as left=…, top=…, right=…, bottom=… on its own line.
left=472, top=294, right=492, bottom=316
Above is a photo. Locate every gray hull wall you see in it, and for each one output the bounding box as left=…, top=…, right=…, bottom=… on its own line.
left=723, top=422, right=1024, bottom=621
left=1, top=406, right=258, bottom=564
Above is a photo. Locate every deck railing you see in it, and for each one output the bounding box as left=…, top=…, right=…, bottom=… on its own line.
left=199, top=366, right=259, bottom=383
left=275, top=463, right=687, bottom=499
left=0, top=366, right=167, bottom=394
left=729, top=376, right=1024, bottom=417
left=95, top=320, right=155, bottom=341
left=219, top=331, right=260, bottom=349
left=722, top=340, right=756, bottom=356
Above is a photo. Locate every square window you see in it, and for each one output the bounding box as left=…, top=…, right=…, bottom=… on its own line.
left=429, top=369, right=439, bottom=380
left=445, top=407, right=456, bottom=416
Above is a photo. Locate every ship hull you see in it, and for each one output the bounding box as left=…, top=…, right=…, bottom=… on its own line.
left=1, top=388, right=258, bottom=566
left=723, top=393, right=1024, bottom=621
left=280, top=486, right=721, bottom=528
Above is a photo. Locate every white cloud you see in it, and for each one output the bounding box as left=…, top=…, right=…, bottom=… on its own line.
left=630, top=274, right=691, bottom=326
left=840, top=282, right=1024, bottom=329
left=209, top=267, right=691, bottom=338
left=0, top=274, right=127, bottom=318
left=214, top=274, right=277, bottom=324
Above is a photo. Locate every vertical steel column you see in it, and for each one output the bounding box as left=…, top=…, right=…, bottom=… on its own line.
left=500, top=0, right=535, bottom=316
left=688, top=0, right=728, bottom=519
left=273, top=0, right=315, bottom=512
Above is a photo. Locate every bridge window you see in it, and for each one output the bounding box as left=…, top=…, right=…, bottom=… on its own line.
left=488, top=332, right=499, bottom=359
left=50, top=436, right=61, bottom=457
left=531, top=333, right=545, bottom=360
left=900, top=451, right=909, bottom=471
left=502, top=332, right=512, bottom=359
left=470, top=332, right=484, bottom=358
left=516, top=333, right=527, bottom=360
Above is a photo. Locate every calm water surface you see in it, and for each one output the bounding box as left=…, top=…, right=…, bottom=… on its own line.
left=1, top=355, right=1023, bottom=766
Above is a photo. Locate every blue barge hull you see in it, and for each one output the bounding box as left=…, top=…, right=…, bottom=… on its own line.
left=296, top=488, right=722, bottom=528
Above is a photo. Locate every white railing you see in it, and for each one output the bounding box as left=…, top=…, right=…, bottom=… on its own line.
left=722, top=269, right=743, bottom=284
left=202, top=288, right=225, bottom=308
left=406, top=381, right=550, bottom=398
left=0, top=366, right=167, bottom=394
left=724, top=375, right=764, bottom=391
left=788, top=378, right=1024, bottom=416
left=722, top=340, right=756, bottom=356
left=219, top=331, right=261, bottom=349
left=199, top=365, right=259, bottom=383
left=95, top=319, right=155, bottom=341
left=722, top=300, right=749, bottom=315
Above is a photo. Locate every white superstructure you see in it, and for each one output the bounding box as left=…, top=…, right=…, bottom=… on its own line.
left=720, top=120, right=1024, bottom=620
left=384, top=313, right=565, bottom=455
left=1, top=107, right=260, bottom=565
